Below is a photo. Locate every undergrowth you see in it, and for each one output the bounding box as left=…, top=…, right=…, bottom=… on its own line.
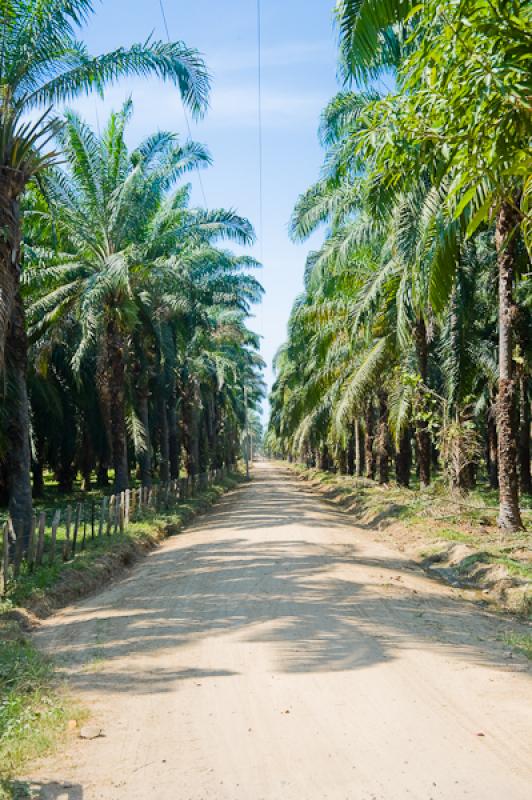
left=0, top=620, right=84, bottom=795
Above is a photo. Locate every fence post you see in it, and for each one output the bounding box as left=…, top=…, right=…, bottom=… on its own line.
left=91, top=502, right=95, bottom=540
left=125, top=489, right=130, bottom=527
left=36, top=512, right=46, bottom=566
left=119, top=496, right=125, bottom=535
left=63, top=507, right=71, bottom=560
left=64, top=506, right=72, bottom=560
left=50, top=510, right=61, bottom=564
left=112, top=495, right=119, bottom=535
left=98, top=497, right=106, bottom=538
left=72, top=503, right=81, bottom=556
left=8, top=519, right=22, bottom=578
left=107, top=496, right=115, bottom=536
left=2, top=523, right=9, bottom=596
left=81, top=503, right=87, bottom=551
left=28, top=514, right=37, bottom=569
left=11, top=517, right=24, bottom=578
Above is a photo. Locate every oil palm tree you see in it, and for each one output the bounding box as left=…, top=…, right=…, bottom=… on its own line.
left=1, top=0, right=210, bottom=540
left=335, top=0, right=531, bottom=529
left=26, top=104, right=212, bottom=490
left=26, top=104, right=259, bottom=492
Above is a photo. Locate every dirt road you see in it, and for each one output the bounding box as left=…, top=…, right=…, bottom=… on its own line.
left=30, top=462, right=531, bottom=799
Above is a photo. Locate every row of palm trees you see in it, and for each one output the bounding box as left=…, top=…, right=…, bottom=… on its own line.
left=0, top=2, right=264, bottom=546
left=267, top=0, right=531, bottom=531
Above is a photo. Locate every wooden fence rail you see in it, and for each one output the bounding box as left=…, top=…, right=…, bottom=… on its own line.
left=0, top=464, right=236, bottom=598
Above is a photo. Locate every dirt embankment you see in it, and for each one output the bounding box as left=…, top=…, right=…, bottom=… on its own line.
left=288, top=464, right=532, bottom=617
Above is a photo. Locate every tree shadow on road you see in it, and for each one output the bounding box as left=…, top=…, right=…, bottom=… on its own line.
left=1, top=780, right=83, bottom=799
left=34, top=529, right=528, bottom=697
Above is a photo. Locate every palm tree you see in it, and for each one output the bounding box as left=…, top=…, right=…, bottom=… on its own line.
left=334, top=0, right=531, bottom=529
left=26, top=104, right=212, bottom=491
left=26, top=104, right=260, bottom=493
left=1, top=0, right=210, bottom=540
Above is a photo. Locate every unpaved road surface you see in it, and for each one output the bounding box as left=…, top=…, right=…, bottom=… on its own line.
left=30, top=462, right=531, bottom=799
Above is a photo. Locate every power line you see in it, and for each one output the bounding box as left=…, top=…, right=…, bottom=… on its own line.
left=158, top=0, right=208, bottom=207
left=256, top=0, right=264, bottom=261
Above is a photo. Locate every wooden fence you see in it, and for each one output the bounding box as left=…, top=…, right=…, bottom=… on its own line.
left=1, top=465, right=235, bottom=598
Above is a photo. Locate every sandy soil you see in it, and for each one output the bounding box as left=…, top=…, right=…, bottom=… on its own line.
left=27, top=461, right=532, bottom=799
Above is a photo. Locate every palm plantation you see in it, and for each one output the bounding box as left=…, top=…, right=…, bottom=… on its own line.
left=0, top=0, right=528, bottom=545
left=0, top=0, right=262, bottom=546
left=267, top=0, right=531, bottom=531
left=0, top=3, right=531, bottom=797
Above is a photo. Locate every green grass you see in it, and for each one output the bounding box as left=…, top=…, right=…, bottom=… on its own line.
left=502, top=632, right=532, bottom=660
left=0, top=620, right=85, bottom=790
left=425, top=527, right=476, bottom=545
left=454, top=551, right=532, bottom=582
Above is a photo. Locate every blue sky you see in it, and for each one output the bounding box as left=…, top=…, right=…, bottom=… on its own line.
left=71, top=0, right=340, bottom=417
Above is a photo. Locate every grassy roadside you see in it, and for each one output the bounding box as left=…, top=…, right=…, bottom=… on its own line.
left=0, top=472, right=244, bottom=795
left=286, top=462, right=532, bottom=623
left=0, top=617, right=86, bottom=798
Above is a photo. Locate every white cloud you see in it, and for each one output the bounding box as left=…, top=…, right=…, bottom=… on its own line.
left=61, top=78, right=326, bottom=134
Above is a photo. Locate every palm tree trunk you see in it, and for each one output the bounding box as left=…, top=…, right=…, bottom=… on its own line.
left=56, top=457, right=75, bottom=493
left=97, top=461, right=110, bottom=488
left=414, top=318, right=431, bottom=487
left=168, top=373, right=180, bottom=480
left=79, top=421, right=93, bottom=491
left=157, top=385, right=170, bottom=483
left=32, top=459, right=45, bottom=499
left=337, top=446, right=348, bottom=475
left=5, top=294, right=33, bottom=548
left=486, top=404, right=499, bottom=490
left=184, top=385, right=200, bottom=477
left=106, top=318, right=129, bottom=492
left=495, top=200, right=523, bottom=530
left=32, top=432, right=45, bottom=499
left=0, top=460, right=8, bottom=506
left=357, top=417, right=365, bottom=476
left=377, top=391, right=390, bottom=484
left=0, top=169, right=24, bottom=373
left=486, top=389, right=499, bottom=490
left=137, top=387, right=152, bottom=487
left=518, top=374, right=531, bottom=495
left=1, top=174, right=32, bottom=547
left=395, top=429, right=411, bottom=487
left=365, top=404, right=376, bottom=480
left=347, top=424, right=356, bottom=475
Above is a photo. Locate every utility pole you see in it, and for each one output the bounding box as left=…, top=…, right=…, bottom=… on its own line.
left=244, top=386, right=250, bottom=480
